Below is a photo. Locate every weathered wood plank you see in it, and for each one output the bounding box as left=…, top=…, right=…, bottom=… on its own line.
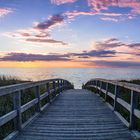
left=21, top=98, right=38, bottom=113
left=15, top=89, right=134, bottom=140
left=0, top=110, right=17, bottom=126
left=0, top=78, right=70, bottom=96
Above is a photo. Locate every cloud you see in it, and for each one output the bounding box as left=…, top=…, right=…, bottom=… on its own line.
left=34, top=14, right=64, bottom=30
left=71, top=50, right=117, bottom=58
left=0, top=52, right=140, bottom=68
left=87, top=0, right=140, bottom=21
left=53, top=1, right=137, bottom=22
left=128, top=43, right=140, bottom=49
left=6, top=14, right=68, bottom=45
left=100, top=17, right=119, bottom=22
left=94, top=38, right=124, bottom=50
left=87, top=60, right=140, bottom=68
left=0, top=8, right=13, bottom=18
left=51, top=0, right=77, bottom=5
left=87, top=0, right=140, bottom=15
left=0, top=53, right=70, bottom=61
left=92, top=38, right=140, bottom=51
left=64, top=10, right=124, bottom=20
left=26, top=38, right=67, bottom=45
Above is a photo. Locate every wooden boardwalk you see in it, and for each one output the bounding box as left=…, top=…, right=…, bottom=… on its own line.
left=15, top=89, right=134, bottom=140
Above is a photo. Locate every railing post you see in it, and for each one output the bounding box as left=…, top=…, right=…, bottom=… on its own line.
left=13, top=90, right=22, bottom=131
left=46, top=82, right=51, bottom=103
left=114, top=84, right=118, bottom=111
left=129, top=90, right=137, bottom=129
left=99, top=81, right=102, bottom=95
left=58, top=80, right=60, bottom=93
left=95, top=80, right=97, bottom=93
left=53, top=81, right=56, bottom=95
left=60, top=80, right=63, bottom=92
left=63, top=80, right=66, bottom=90
left=35, top=85, right=41, bottom=112
left=105, top=82, right=108, bottom=102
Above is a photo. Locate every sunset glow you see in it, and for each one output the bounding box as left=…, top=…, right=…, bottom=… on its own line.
left=0, top=0, right=140, bottom=68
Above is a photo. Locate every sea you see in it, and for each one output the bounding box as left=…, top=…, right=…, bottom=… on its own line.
left=0, top=68, right=140, bottom=88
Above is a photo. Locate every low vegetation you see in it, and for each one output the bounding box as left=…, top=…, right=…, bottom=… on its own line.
left=0, top=75, right=58, bottom=139
left=0, top=76, right=29, bottom=139
left=0, top=75, right=28, bottom=87
left=83, top=79, right=140, bottom=131
left=120, top=79, right=140, bottom=85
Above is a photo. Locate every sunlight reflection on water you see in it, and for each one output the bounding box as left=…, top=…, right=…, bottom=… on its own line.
left=0, top=68, right=140, bottom=89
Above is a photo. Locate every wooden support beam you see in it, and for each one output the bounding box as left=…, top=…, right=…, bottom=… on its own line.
left=35, top=86, right=41, bottom=112
left=129, top=90, right=138, bottom=129
left=114, top=84, right=118, bottom=111
left=46, top=82, right=51, bottom=103
left=13, top=91, right=22, bottom=131
left=105, top=82, right=108, bottom=102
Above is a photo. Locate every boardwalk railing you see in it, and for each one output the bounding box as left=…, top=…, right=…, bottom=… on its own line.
left=83, top=78, right=140, bottom=131
left=0, top=79, right=73, bottom=139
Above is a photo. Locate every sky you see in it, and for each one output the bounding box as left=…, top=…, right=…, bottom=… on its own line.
left=0, top=0, right=140, bottom=68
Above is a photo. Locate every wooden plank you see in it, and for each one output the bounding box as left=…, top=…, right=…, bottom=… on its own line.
left=46, top=83, right=50, bottom=103
left=14, top=90, right=22, bottom=131
left=21, top=113, right=39, bottom=129
left=21, top=98, right=38, bottom=113
left=134, top=109, right=140, bottom=119
left=0, top=78, right=70, bottom=96
left=105, top=83, right=108, bottom=101
left=35, top=86, right=41, bottom=112
left=0, top=110, right=17, bottom=126
left=15, top=89, right=134, bottom=140
left=114, top=85, right=118, bottom=111
left=108, top=91, right=115, bottom=100
left=3, top=131, right=19, bottom=140
left=89, top=78, right=140, bottom=93
left=117, top=98, right=131, bottom=111
left=114, top=111, right=130, bottom=128
left=40, top=92, right=49, bottom=100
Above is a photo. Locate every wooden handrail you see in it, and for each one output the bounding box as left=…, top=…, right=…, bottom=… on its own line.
left=0, top=78, right=73, bottom=139
left=83, top=78, right=140, bottom=130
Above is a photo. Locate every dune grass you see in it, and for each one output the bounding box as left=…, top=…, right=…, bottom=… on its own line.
left=0, top=75, right=30, bottom=139
left=0, top=75, right=54, bottom=139
left=120, top=79, right=140, bottom=85
left=0, top=75, right=27, bottom=87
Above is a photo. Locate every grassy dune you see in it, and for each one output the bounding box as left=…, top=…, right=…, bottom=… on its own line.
left=0, top=76, right=30, bottom=139
left=0, top=75, right=27, bottom=87
left=0, top=75, right=53, bottom=139
left=120, top=79, right=140, bottom=85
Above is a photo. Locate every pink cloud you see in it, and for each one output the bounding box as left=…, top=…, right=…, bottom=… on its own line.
left=51, top=0, right=77, bottom=5
left=26, top=38, right=67, bottom=45
left=0, top=8, right=13, bottom=18
left=101, top=17, right=119, bottom=22
left=5, top=14, right=68, bottom=45
left=88, top=0, right=140, bottom=14
left=51, top=0, right=139, bottom=21
left=34, top=14, right=64, bottom=30
left=64, top=10, right=127, bottom=22
left=64, top=10, right=97, bottom=19
left=64, top=10, right=124, bottom=19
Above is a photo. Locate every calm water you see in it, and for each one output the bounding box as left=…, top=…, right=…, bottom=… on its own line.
left=0, top=68, right=140, bottom=88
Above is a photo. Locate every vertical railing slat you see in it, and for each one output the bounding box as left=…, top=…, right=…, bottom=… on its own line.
left=53, top=81, right=56, bottom=95
left=105, top=82, right=108, bottom=102
left=114, top=84, right=118, bottom=111
left=99, top=81, right=102, bottom=95
left=46, top=82, right=51, bottom=103
left=35, top=85, right=41, bottom=112
left=129, top=90, right=138, bottom=129
left=13, top=90, right=22, bottom=131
